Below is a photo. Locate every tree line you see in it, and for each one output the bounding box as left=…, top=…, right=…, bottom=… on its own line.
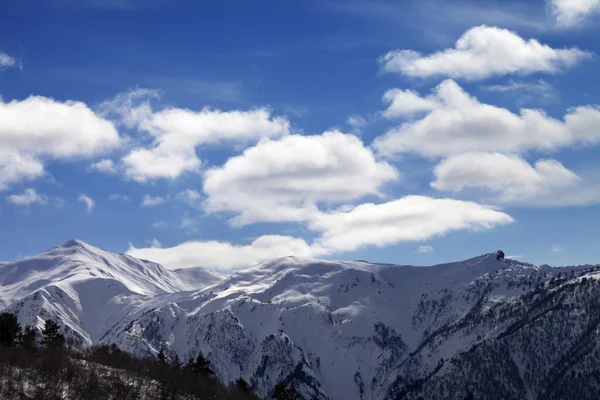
left=0, top=312, right=299, bottom=399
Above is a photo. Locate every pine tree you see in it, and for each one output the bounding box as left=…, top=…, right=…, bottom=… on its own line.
left=157, top=349, right=167, bottom=364
left=233, top=377, right=259, bottom=399
left=272, top=381, right=299, bottom=400
left=235, top=377, right=252, bottom=392
left=186, top=351, right=214, bottom=376
left=0, top=312, right=22, bottom=346
left=41, top=319, right=65, bottom=346
left=21, top=325, right=38, bottom=351
left=171, top=354, right=182, bottom=370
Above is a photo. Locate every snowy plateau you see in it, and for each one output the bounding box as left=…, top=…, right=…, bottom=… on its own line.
left=1, top=239, right=600, bottom=400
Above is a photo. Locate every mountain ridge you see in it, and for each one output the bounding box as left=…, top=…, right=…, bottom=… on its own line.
left=2, top=240, right=600, bottom=399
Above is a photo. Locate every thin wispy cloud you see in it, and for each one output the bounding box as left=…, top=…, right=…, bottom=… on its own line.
left=78, top=194, right=95, bottom=214
left=482, top=79, right=559, bottom=104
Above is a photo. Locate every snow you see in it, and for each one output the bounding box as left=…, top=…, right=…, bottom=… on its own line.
left=0, top=239, right=226, bottom=344
left=2, top=241, right=598, bottom=399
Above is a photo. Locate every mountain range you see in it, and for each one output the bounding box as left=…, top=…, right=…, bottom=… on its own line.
left=1, top=240, right=599, bottom=400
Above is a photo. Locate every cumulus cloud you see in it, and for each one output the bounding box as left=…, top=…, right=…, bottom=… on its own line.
left=203, top=131, right=399, bottom=225
left=89, top=159, right=117, bottom=174
left=1, top=96, right=120, bottom=158
left=432, top=152, right=580, bottom=193
left=126, top=193, right=514, bottom=269
left=6, top=188, right=49, bottom=206
left=0, top=96, right=120, bottom=191
left=141, top=194, right=166, bottom=207
left=379, top=25, right=591, bottom=80
left=432, top=152, right=600, bottom=207
left=122, top=107, right=290, bottom=182
left=309, top=196, right=513, bottom=254
left=127, top=235, right=315, bottom=270
left=0, top=152, right=45, bottom=191
left=78, top=194, right=95, bottom=214
left=382, top=88, right=440, bottom=118
left=550, top=0, right=600, bottom=28
left=372, top=79, right=600, bottom=158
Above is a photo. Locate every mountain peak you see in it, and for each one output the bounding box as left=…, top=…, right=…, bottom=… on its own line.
left=58, top=239, right=87, bottom=248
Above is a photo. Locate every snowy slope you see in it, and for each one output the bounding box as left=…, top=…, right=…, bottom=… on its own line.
left=172, top=266, right=228, bottom=290
left=0, top=240, right=221, bottom=344
left=101, top=252, right=598, bottom=400
left=3, top=242, right=600, bottom=399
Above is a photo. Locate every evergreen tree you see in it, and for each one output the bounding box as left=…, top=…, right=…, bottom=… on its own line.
left=157, top=349, right=167, bottom=364
left=171, top=353, right=182, bottom=370
left=186, top=351, right=214, bottom=376
left=0, top=312, right=22, bottom=346
left=272, top=381, right=299, bottom=400
left=233, top=377, right=259, bottom=399
left=235, top=377, right=252, bottom=392
left=21, top=325, right=38, bottom=351
left=41, top=319, right=65, bottom=346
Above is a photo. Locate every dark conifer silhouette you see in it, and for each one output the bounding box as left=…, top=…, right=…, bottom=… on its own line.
left=272, top=381, right=299, bottom=400
left=41, top=319, right=65, bottom=346
left=0, top=312, right=21, bottom=346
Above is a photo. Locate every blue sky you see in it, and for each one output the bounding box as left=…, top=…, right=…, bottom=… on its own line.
left=1, top=0, right=600, bottom=270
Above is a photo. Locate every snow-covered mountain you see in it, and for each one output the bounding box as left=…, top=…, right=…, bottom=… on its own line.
left=2, top=241, right=600, bottom=399
left=0, top=239, right=223, bottom=344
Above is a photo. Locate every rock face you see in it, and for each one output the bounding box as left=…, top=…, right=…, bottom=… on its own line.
left=3, top=243, right=600, bottom=399
left=495, top=250, right=505, bottom=260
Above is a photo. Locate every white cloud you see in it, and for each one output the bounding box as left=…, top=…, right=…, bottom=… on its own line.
left=417, top=245, right=435, bottom=253
left=89, top=159, right=117, bottom=174
left=432, top=152, right=579, bottom=194
left=149, top=238, right=162, bottom=248
left=123, top=148, right=201, bottom=182
left=108, top=193, right=132, bottom=202
left=482, top=79, right=558, bottom=104
left=372, top=79, right=600, bottom=158
left=346, top=115, right=367, bottom=134
left=0, top=52, right=17, bottom=69
left=203, top=131, right=399, bottom=226
left=382, top=88, right=440, bottom=118
left=127, top=235, right=315, bottom=270
left=431, top=152, right=600, bottom=207
left=0, top=151, right=45, bottom=191
left=379, top=25, right=591, bottom=80
left=309, top=196, right=513, bottom=254
left=550, top=0, right=600, bottom=28
left=128, top=194, right=514, bottom=269
left=176, top=189, right=202, bottom=207
left=122, top=107, right=290, bottom=182
left=552, top=245, right=563, bottom=252
left=78, top=194, right=95, bottom=214
left=0, top=96, right=120, bottom=191
left=141, top=194, right=166, bottom=207
left=97, top=88, right=159, bottom=129
left=6, top=188, right=48, bottom=206
left=1, top=96, right=120, bottom=158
